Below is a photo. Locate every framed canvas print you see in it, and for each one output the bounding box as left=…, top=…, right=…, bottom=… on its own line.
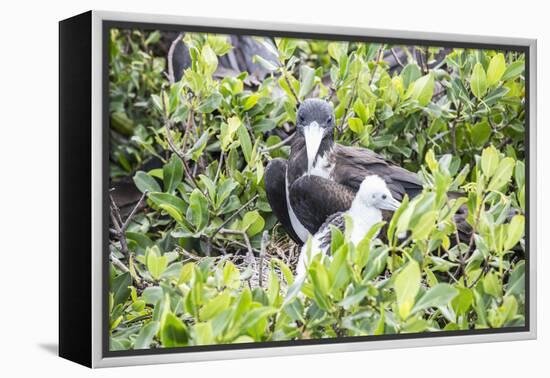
left=59, top=10, right=537, bottom=368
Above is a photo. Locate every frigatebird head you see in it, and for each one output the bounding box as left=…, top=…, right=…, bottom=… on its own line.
left=357, top=175, right=401, bottom=211
left=296, top=99, right=335, bottom=173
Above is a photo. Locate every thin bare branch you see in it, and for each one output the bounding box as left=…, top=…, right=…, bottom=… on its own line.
left=211, top=194, right=259, bottom=239
left=390, top=47, right=406, bottom=68
left=110, top=253, right=129, bottom=273
left=259, top=133, right=295, bottom=153
left=121, top=192, right=148, bottom=232
left=167, top=32, right=184, bottom=85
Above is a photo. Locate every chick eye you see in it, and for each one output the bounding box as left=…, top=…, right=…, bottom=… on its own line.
left=382, top=194, right=387, bottom=200
left=326, top=116, right=333, bottom=123
left=298, top=114, right=305, bottom=123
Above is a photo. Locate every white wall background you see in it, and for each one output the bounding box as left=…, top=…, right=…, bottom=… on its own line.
left=0, top=0, right=546, bottom=376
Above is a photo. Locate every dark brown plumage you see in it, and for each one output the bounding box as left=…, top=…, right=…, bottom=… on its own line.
left=289, top=175, right=355, bottom=234
left=329, top=144, right=423, bottom=201
left=264, top=158, right=302, bottom=244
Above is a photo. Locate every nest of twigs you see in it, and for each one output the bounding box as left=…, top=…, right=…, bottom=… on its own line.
left=176, top=228, right=300, bottom=290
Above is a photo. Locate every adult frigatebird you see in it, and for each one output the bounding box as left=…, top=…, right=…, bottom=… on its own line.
left=265, top=98, right=425, bottom=244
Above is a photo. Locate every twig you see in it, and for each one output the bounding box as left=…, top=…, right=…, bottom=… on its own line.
left=123, top=314, right=152, bottom=326
left=220, top=228, right=255, bottom=264
left=175, top=246, right=201, bottom=261
left=109, top=190, right=148, bottom=258
left=180, top=108, right=195, bottom=155
left=368, top=44, right=386, bottom=86
left=121, top=192, right=148, bottom=231
left=259, top=231, right=269, bottom=287
left=453, top=229, right=468, bottom=287
left=279, top=65, right=301, bottom=106
left=468, top=259, right=490, bottom=289
left=167, top=32, right=184, bottom=85
left=338, top=44, right=384, bottom=133
left=110, top=253, right=129, bottom=273
left=109, top=194, right=129, bottom=256
left=423, top=45, right=430, bottom=74
left=390, top=47, right=406, bottom=68
left=211, top=194, right=259, bottom=238
left=160, top=91, right=210, bottom=200
left=449, top=103, right=462, bottom=156
left=259, top=133, right=295, bottom=153
left=214, top=150, right=224, bottom=183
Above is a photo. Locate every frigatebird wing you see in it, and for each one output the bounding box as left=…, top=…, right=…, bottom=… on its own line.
left=289, top=175, right=355, bottom=234
left=264, top=158, right=302, bottom=244
left=332, top=144, right=424, bottom=201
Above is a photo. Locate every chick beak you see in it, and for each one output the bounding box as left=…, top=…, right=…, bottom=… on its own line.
left=379, top=196, right=401, bottom=211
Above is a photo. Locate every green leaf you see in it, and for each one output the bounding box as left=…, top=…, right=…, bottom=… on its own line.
left=339, top=285, right=369, bottom=309
left=411, top=284, right=458, bottom=314
left=487, top=53, right=506, bottom=86
left=389, top=195, right=410, bottom=242
left=471, top=121, right=492, bottom=147
left=484, top=86, right=510, bottom=105
left=506, top=261, right=525, bottom=296
left=242, top=93, right=259, bottom=111
left=483, top=270, right=502, bottom=298
left=327, top=42, right=348, bottom=61
left=505, top=215, right=525, bottom=251
left=348, top=117, right=364, bottom=134
left=471, top=63, right=488, bottom=99
left=515, top=161, right=525, bottom=188
left=201, top=44, right=218, bottom=75
left=241, top=210, right=265, bottom=237
left=298, top=65, right=316, bottom=99
left=197, top=92, right=222, bottom=113
left=206, top=35, right=232, bottom=55
left=401, top=63, right=422, bottom=89
left=488, top=157, right=515, bottom=191
left=252, top=55, right=277, bottom=71
left=163, top=154, right=184, bottom=193
left=134, top=321, right=160, bottom=349
left=410, top=72, right=435, bottom=106
left=411, top=210, right=437, bottom=240
left=111, top=272, right=131, bottom=306
left=481, top=145, right=500, bottom=178
left=186, top=189, right=209, bottom=231
left=222, top=261, right=240, bottom=290
left=502, top=60, right=524, bottom=81
left=149, top=192, right=187, bottom=214
left=186, top=132, right=209, bottom=161
left=309, top=260, right=331, bottom=311
left=239, top=307, right=278, bottom=331
left=159, top=203, right=183, bottom=223
left=200, top=291, right=231, bottom=321
left=451, top=287, right=474, bottom=315
left=237, top=123, right=252, bottom=164
left=146, top=246, right=168, bottom=280
left=133, top=171, right=161, bottom=193
left=425, top=149, right=438, bottom=172
left=160, top=312, right=189, bottom=347
left=220, top=116, right=241, bottom=151
left=394, top=260, right=421, bottom=319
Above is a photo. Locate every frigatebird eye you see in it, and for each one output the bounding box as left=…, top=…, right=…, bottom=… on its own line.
left=382, top=194, right=387, bottom=200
